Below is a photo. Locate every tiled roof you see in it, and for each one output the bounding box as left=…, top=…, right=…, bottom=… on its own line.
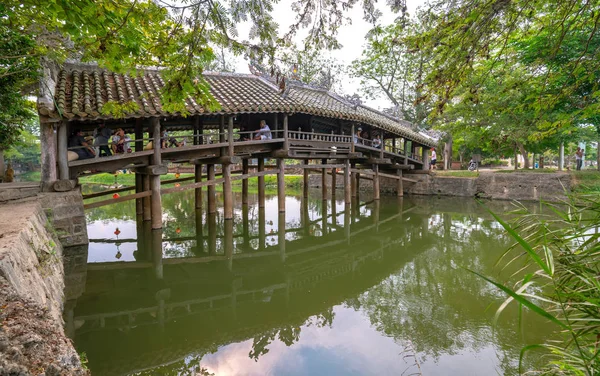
left=46, top=63, right=435, bottom=146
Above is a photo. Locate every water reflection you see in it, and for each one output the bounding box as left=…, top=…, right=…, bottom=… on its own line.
left=69, top=192, right=551, bottom=375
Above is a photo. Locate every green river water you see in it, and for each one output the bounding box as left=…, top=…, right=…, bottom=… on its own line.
left=67, top=189, right=552, bottom=375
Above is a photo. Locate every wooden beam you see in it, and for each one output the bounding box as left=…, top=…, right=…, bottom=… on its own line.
left=57, top=121, right=69, bottom=180
left=191, top=156, right=241, bottom=165
left=84, top=191, right=152, bottom=210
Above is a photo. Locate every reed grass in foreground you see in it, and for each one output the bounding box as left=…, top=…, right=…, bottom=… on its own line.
left=475, top=195, right=600, bottom=374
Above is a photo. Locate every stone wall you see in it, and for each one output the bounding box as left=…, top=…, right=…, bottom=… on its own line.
left=39, top=190, right=89, bottom=248
left=309, top=171, right=570, bottom=202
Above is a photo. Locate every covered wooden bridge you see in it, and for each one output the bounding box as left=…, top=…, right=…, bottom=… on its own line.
left=37, top=62, right=436, bottom=229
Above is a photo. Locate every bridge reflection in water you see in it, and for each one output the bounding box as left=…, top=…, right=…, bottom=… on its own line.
left=67, top=194, right=551, bottom=376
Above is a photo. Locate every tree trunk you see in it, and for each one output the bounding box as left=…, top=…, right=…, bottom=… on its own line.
left=517, top=142, right=529, bottom=169
left=444, top=135, right=453, bottom=170
left=539, top=155, right=544, bottom=169
left=514, top=145, right=518, bottom=170
left=597, top=137, right=600, bottom=171
left=0, top=149, right=4, bottom=181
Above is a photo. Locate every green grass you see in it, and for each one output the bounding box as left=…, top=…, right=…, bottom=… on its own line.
left=434, top=170, right=479, bottom=177
left=79, top=172, right=194, bottom=186
left=570, top=170, right=600, bottom=194
left=17, top=171, right=41, bottom=182
left=495, top=168, right=557, bottom=173
left=79, top=172, right=304, bottom=192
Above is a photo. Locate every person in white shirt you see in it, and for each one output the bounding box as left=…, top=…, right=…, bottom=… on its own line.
left=254, top=120, right=272, bottom=140
left=430, top=148, right=437, bottom=170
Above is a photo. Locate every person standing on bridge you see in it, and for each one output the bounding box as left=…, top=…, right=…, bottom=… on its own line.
left=354, top=127, right=362, bottom=144
left=254, top=120, right=272, bottom=140
left=94, top=122, right=112, bottom=157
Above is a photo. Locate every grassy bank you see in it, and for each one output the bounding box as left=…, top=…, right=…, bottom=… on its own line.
left=570, top=171, right=600, bottom=194
left=494, top=168, right=557, bottom=173
left=434, top=170, right=479, bottom=177
left=79, top=172, right=304, bottom=190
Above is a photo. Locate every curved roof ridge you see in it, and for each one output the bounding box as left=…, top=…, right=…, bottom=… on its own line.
left=357, top=104, right=416, bottom=128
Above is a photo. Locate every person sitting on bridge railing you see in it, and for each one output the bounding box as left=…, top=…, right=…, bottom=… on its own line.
left=373, top=134, right=382, bottom=149
left=69, top=129, right=95, bottom=160
left=112, top=128, right=126, bottom=154
left=254, top=120, right=272, bottom=140
left=93, top=122, right=112, bottom=157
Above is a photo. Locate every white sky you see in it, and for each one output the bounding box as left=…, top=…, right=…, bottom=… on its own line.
left=232, top=0, right=427, bottom=110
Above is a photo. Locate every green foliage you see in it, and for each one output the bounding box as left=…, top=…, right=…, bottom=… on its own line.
left=477, top=197, right=600, bottom=373
left=571, top=171, right=600, bottom=194
left=100, top=100, right=139, bottom=119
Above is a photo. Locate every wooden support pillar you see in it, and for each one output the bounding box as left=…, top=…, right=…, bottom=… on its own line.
left=195, top=209, right=203, bottom=253
left=258, top=206, right=266, bottom=250
left=223, top=163, right=233, bottom=220
left=242, top=205, right=250, bottom=248
left=374, top=199, right=380, bottom=232
left=277, top=158, right=285, bottom=212
left=301, top=198, right=309, bottom=237
left=135, top=118, right=143, bottom=152
left=278, top=212, right=286, bottom=263
left=207, top=164, right=216, bottom=214
left=344, top=159, right=351, bottom=205
left=350, top=124, right=355, bottom=153
left=150, top=175, right=162, bottom=229
left=321, top=159, right=327, bottom=201
left=40, top=121, right=57, bottom=189
left=258, top=158, right=265, bottom=208
left=242, top=159, right=249, bottom=206
left=331, top=167, right=337, bottom=196
left=150, top=117, right=162, bottom=229
left=194, top=164, right=202, bottom=209
left=283, top=114, right=289, bottom=150
left=219, top=115, right=225, bottom=156
left=224, top=219, right=233, bottom=271
left=373, top=164, right=380, bottom=200
left=351, top=163, right=357, bottom=198
left=356, top=170, right=361, bottom=200
left=143, top=174, right=151, bottom=221
left=228, top=116, right=234, bottom=156
left=193, top=116, right=199, bottom=146
left=151, top=228, right=163, bottom=279
left=57, top=121, right=69, bottom=180
left=422, top=146, right=430, bottom=170
left=135, top=173, right=143, bottom=215
left=303, top=159, right=309, bottom=198
left=397, top=169, right=403, bottom=197
left=208, top=213, right=217, bottom=255
left=322, top=201, right=328, bottom=235
left=344, top=205, right=351, bottom=245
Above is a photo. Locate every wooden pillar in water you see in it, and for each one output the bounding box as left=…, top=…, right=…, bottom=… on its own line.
left=397, top=169, right=403, bottom=197
left=151, top=228, right=163, bottom=279
left=303, top=159, right=309, bottom=198
left=242, top=159, right=249, bottom=206
left=223, top=116, right=234, bottom=220
left=355, top=170, right=361, bottom=200
left=278, top=212, right=286, bottom=263
left=277, top=158, right=285, bottom=212
left=195, top=209, right=203, bottom=254
left=57, top=121, right=69, bottom=180
left=373, top=164, right=380, bottom=200
left=331, top=167, right=337, bottom=196
left=207, top=164, right=216, bottom=214
left=344, top=159, right=351, bottom=205
left=258, top=158, right=265, bottom=208
left=258, top=206, right=266, bottom=250
left=301, top=197, right=310, bottom=237
left=224, top=219, right=233, bottom=271
left=208, top=213, right=217, bottom=255
left=242, top=205, right=250, bottom=249
left=373, top=199, right=380, bottom=232
left=321, top=159, right=327, bottom=201
left=351, top=162, right=357, bottom=198
left=195, top=164, right=202, bottom=209
left=135, top=173, right=143, bottom=215
left=143, top=174, right=151, bottom=221
left=150, top=118, right=162, bottom=229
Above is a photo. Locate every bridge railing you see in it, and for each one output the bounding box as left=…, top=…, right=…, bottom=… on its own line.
left=287, top=130, right=352, bottom=143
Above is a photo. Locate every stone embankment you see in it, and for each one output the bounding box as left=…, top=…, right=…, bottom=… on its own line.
left=0, top=186, right=88, bottom=375
left=310, top=170, right=570, bottom=202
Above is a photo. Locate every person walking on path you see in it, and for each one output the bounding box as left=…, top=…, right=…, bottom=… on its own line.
left=430, top=148, right=437, bottom=170
left=575, top=147, right=583, bottom=170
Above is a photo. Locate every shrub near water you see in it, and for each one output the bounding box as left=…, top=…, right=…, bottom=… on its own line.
left=475, top=197, right=600, bottom=374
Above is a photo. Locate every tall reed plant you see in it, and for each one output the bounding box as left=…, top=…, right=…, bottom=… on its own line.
left=472, top=194, right=600, bottom=375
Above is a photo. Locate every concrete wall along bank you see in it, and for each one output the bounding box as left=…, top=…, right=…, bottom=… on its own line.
left=310, top=171, right=570, bottom=202
left=0, top=191, right=88, bottom=375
